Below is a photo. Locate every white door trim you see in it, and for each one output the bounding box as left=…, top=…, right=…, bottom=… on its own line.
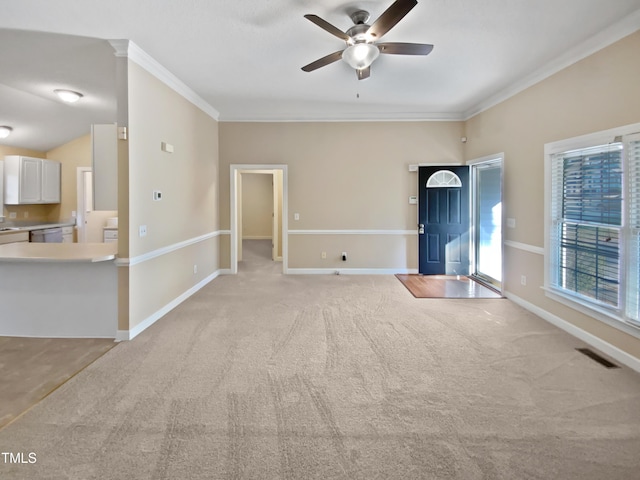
left=230, top=164, right=288, bottom=274
left=468, top=154, right=504, bottom=292
left=76, top=167, right=92, bottom=243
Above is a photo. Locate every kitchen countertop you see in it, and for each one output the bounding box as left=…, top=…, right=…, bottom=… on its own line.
left=0, top=242, right=117, bottom=263
left=0, top=221, right=75, bottom=234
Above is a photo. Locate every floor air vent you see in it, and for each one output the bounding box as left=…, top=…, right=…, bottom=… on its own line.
left=576, top=348, right=620, bottom=369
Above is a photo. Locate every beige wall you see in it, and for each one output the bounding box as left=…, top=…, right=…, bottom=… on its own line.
left=122, top=60, right=219, bottom=331
left=46, top=133, right=92, bottom=225
left=219, top=121, right=465, bottom=270
left=241, top=172, right=272, bottom=239
left=464, top=31, right=640, bottom=359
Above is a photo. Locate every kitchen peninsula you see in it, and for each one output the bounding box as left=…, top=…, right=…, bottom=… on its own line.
left=0, top=242, right=118, bottom=338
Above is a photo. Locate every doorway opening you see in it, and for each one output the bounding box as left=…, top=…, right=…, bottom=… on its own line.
left=76, top=167, right=118, bottom=244
left=469, top=156, right=503, bottom=292
left=230, top=164, right=288, bottom=274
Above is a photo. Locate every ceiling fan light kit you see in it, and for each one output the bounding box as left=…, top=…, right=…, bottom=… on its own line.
left=302, top=0, right=433, bottom=80
left=342, top=43, right=380, bottom=70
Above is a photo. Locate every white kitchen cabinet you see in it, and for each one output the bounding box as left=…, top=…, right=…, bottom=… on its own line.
left=18, top=156, right=41, bottom=203
left=0, top=231, right=29, bottom=244
left=3, top=155, right=61, bottom=205
left=41, top=160, right=61, bottom=203
left=62, top=226, right=74, bottom=243
left=103, top=227, right=118, bottom=244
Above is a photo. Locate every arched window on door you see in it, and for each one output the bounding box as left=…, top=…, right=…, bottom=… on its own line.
left=426, top=170, right=463, bottom=188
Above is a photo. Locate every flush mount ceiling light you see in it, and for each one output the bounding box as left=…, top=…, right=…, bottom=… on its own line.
left=54, top=89, right=83, bottom=103
left=0, top=126, right=13, bottom=139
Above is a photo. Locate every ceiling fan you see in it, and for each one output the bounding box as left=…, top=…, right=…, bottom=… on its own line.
left=301, top=0, right=433, bottom=80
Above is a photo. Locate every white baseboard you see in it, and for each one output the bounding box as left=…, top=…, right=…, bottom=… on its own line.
left=116, top=269, right=223, bottom=342
left=286, top=268, right=419, bottom=275
left=505, top=291, right=640, bottom=373
left=115, top=330, right=131, bottom=342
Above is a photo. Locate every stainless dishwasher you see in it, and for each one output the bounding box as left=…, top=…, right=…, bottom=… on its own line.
left=30, top=227, right=63, bottom=243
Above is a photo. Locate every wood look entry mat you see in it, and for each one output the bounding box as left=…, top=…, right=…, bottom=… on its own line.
left=396, top=274, right=502, bottom=299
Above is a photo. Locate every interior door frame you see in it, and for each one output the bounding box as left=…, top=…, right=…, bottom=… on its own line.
left=76, top=166, right=93, bottom=243
left=467, top=153, right=504, bottom=292
left=230, top=164, right=288, bottom=274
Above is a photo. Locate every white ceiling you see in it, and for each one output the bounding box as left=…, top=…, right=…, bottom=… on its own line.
left=1, top=0, right=640, bottom=151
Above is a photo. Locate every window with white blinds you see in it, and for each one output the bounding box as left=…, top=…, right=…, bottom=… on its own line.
left=548, top=130, right=640, bottom=329
left=625, top=134, right=640, bottom=324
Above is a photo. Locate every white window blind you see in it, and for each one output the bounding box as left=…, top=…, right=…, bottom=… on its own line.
left=548, top=131, right=640, bottom=329
left=626, top=134, right=640, bottom=324
left=550, top=143, right=623, bottom=308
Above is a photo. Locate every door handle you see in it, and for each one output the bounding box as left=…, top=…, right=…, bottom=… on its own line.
left=418, top=224, right=424, bottom=234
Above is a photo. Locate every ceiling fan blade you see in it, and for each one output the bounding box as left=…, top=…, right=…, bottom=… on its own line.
left=367, top=0, right=418, bottom=40
left=357, top=66, right=371, bottom=80
left=304, top=14, right=351, bottom=42
left=378, top=43, right=434, bottom=55
left=301, top=50, right=344, bottom=72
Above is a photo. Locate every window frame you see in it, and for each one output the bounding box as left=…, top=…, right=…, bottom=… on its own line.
left=544, top=122, right=640, bottom=338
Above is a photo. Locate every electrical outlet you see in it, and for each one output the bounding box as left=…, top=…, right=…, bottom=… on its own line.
left=294, top=213, right=300, bottom=221
left=9, top=212, right=16, bottom=219
left=139, top=225, right=147, bottom=237
left=24, top=211, right=29, bottom=218
left=521, top=275, right=527, bottom=286
left=342, top=252, right=347, bottom=262
left=321, top=252, right=326, bottom=259
left=193, top=264, right=198, bottom=274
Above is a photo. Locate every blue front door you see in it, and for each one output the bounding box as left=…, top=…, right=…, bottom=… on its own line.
left=418, top=166, right=470, bottom=275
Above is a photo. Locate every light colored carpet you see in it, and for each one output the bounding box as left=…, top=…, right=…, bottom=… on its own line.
left=1, top=239, right=639, bottom=479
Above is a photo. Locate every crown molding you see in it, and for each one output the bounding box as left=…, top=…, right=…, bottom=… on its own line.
left=108, top=8, right=640, bottom=126
left=463, top=8, right=640, bottom=120
left=217, top=111, right=465, bottom=122
left=108, top=39, right=220, bottom=121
